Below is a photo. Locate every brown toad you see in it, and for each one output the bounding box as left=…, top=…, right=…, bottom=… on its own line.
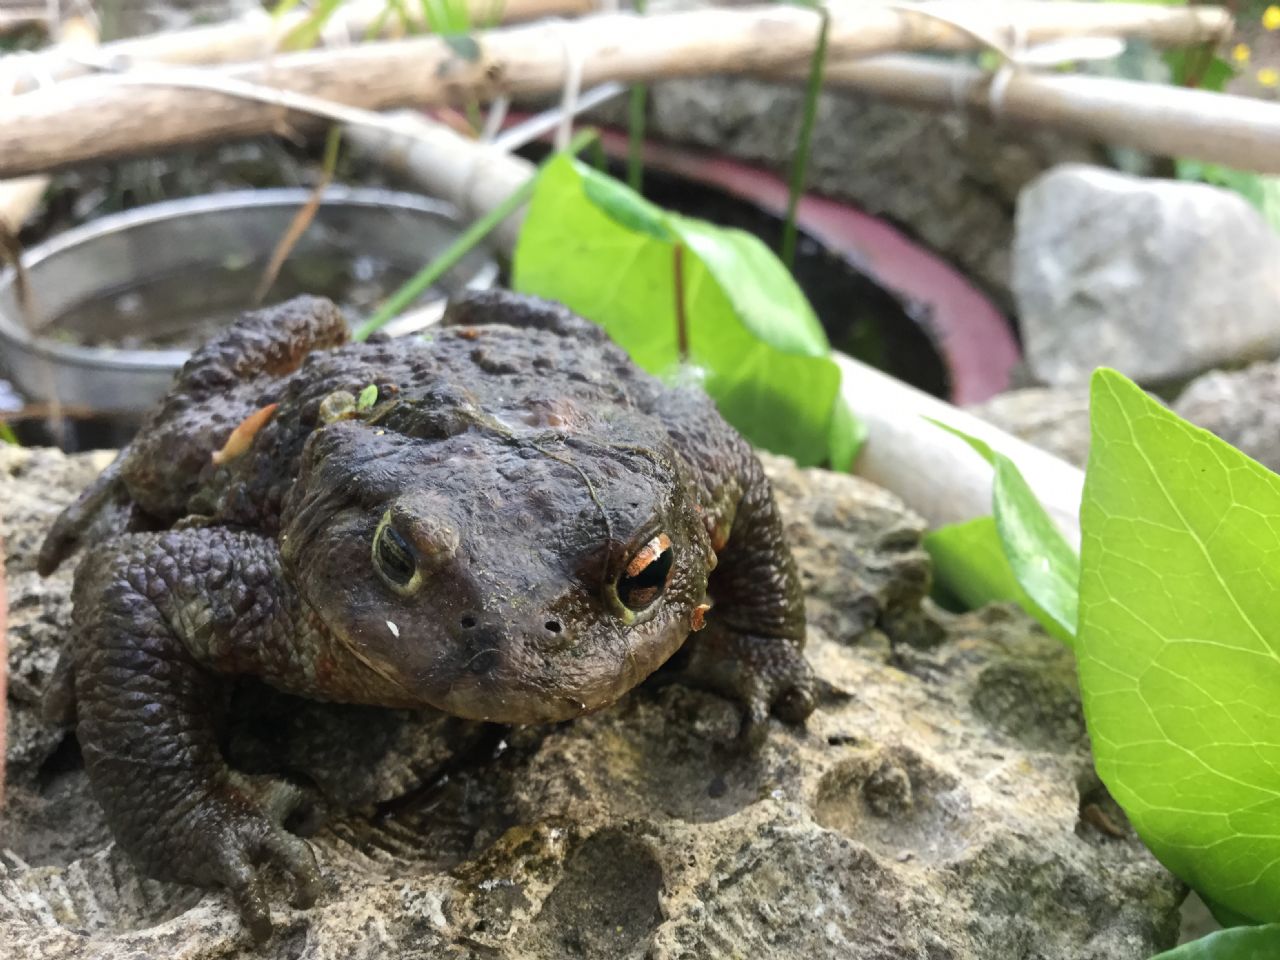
left=39, top=290, right=814, bottom=940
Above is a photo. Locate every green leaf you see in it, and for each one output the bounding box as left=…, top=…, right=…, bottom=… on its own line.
left=581, top=173, right=675, bottom=241
left=672, top=217, right=830, bottom=358
left=991, top=455, right=1079, bottom=644
left=1163, top=48, right=1235, bottom=92
left=1151, top=925, right=1280, bottom=959
left=928, top=420, right=1078, bottom=645
left=926, top=517, right=1038, bottom=613
left=1206, top=896, right=1261, bottom=930
left=512, top=156, right=862, bottom=468
left=0, top=420, right=17, bottom=445
left=357, top=384, right=379, bottom=411
left=1079, top=367, right=1280, bottom=923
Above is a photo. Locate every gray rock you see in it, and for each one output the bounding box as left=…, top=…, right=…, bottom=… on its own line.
left=1014, top=164, right=1280, bottom=386
left=967, top=386, right=1093, bottom=468
left=1, top=445, right=1181, bottom=958
left=1174, top=360, right=1280, bottom=474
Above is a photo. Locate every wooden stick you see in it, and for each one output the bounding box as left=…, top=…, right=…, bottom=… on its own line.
left=0, top=6, right=45, bottom=36
left=344, top=111, right=535, bottom=252
left=0, top=2, right=1230, bottom=179
left=835, top=354, right=1083, bottom=545
left=783, top=54, right=1280, bottom=175
left=0, top=0, right=596, bottom=93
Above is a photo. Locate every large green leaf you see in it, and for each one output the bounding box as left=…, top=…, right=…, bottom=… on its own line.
left=1079, top=368, right=1280, bottom=923
left=1151, top=926, right=1280, bottom=960
left=512, top=155, right=861, bottom=469
left=928, top=422, right=1078, bottom=645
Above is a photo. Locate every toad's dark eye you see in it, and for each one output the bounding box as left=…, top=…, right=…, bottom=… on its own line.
left=373, top=519, right=419, bottom=592
left=617, top=534, right=674, bottom=612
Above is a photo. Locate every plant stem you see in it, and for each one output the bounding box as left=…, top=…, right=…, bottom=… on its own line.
left=253, top=125, right=343, bottom=305
left=673, top=242, right=688, bottom=361
left=588, top=135, right=608, bottom=173
left=781, top=4, right=829, bottom=270
left=353, top=128, right=599, bottom=341
left=627, top=0, right=648, bottom=193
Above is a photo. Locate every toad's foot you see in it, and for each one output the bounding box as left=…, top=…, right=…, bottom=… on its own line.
left=201, top=774, right=322, bottom=942
left=681, top=628, right=816, bottom=748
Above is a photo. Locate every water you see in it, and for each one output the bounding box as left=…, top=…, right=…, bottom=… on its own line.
left=48, top=252, right=424, bottom=352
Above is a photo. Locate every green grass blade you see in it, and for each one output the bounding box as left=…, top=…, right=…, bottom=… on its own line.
left=781, top=4, right=829, bottom=270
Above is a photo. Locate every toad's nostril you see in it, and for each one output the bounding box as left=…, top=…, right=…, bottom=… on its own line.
left=460, top=615, right=478, bottom=629
left=544, top=620, right=562, bottom=634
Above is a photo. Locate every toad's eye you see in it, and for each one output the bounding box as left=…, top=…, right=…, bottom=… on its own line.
left=373, top=517, right=419, bottom=593
left=617, top=534, right=674, bottom=612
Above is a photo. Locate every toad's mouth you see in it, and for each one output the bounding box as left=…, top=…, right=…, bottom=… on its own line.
left=430, top=616, right=693, bottom=725
left=301, top=591, right=695, bottom=722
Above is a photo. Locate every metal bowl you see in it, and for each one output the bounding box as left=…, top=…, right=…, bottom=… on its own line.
left=0, top=187, right=499, bottom=414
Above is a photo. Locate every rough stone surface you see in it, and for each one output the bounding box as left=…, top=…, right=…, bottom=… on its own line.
left=1014, top=164, right=1280, bottom=387
left=590, top=75, right=1101, bottom=313
left=968, top=386, right=1093, bottom=469
left=1174, top=360, right=1280, bottom=474
left=1, top=445, right=1182, bottom=959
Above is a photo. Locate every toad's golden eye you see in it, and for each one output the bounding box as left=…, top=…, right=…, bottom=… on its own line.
left=373, top=516, right=419, bottom=593
left=617, top=534, right=674, bottom=612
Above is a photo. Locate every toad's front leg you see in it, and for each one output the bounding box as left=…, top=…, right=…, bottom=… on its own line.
left=682, top=464, right=816, bottom=744
left=68, top=528, right=370, bottom=941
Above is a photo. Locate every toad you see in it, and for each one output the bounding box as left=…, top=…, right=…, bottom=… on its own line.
left=38, top=290, right=814, bottom=940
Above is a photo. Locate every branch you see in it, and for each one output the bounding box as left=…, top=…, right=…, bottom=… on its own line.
left=0, top=0, right=594, bottom=93
left=0, top=2, right=1230, bottom=178
left=784, top=54, right=1280, bottom=175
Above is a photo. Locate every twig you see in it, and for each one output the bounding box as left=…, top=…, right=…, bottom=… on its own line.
left=0, top=0, right=596, bottom=93
left=783, top=53, right=1280, bottom=174
left=0, top=3, right=1234, bottom=179
left=252, top=126, right=343, bottom=304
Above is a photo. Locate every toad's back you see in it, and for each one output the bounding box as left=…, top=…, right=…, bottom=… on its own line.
left=43, top=293, right=680, bottom=558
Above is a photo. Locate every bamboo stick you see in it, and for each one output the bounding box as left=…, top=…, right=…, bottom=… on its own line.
left=0, top=0, right=596, bottom=94
left=783, top=54, right=1280, bottom=175
left=345, top=110, right=536, bottom=252
left=0, top=2, right=1230, bottom=179
left=835, top=355, right=1083, bottom=544
left=0, top=11, right=45, bottom=38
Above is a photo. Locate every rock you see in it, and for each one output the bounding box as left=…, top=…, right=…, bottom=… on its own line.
left=591, top=74, right=1101, bottom=313
left=1014, top=164, right=1280, bottom=387
left=1, top=445, right=1181, bottom=958
left=967, top=386, right=1093, bottom=468
left=98, top=0, right=258, bottom=40
left=1172, top=360, right=1280, bottom=475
